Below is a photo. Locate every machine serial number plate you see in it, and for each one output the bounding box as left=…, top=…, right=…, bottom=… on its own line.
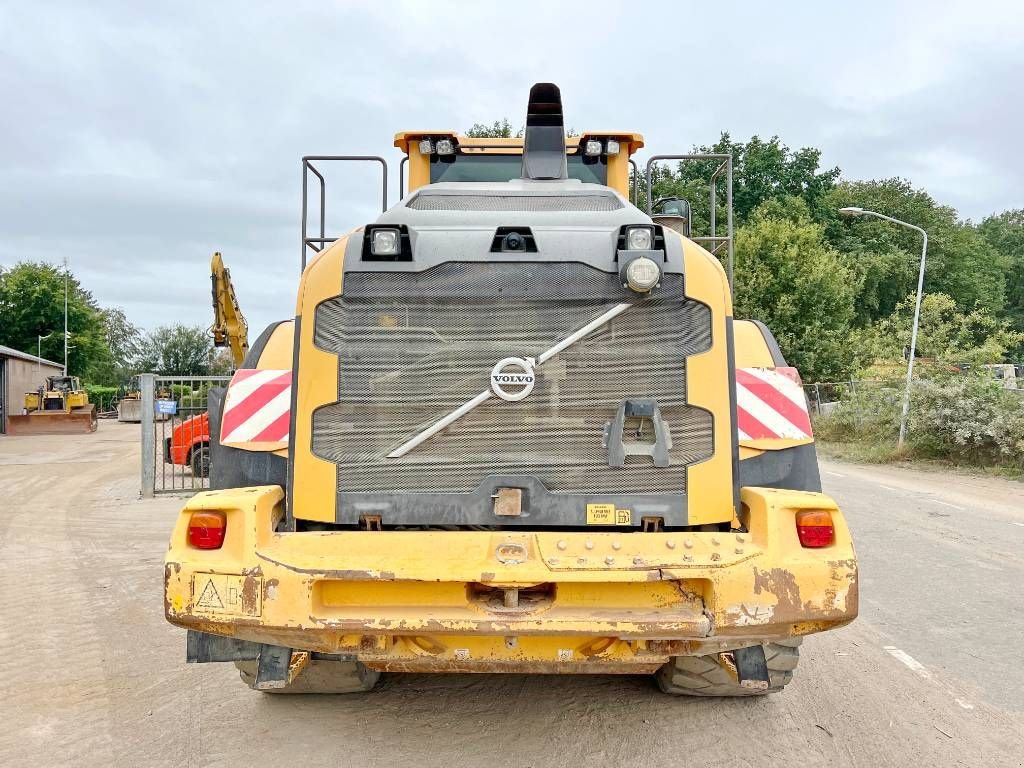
left=586, top=504, right=631, bottom=525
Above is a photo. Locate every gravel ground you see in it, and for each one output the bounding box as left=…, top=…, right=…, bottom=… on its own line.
left=1, top=422, right=1022, bottom=767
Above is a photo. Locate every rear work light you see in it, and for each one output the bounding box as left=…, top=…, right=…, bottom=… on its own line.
left=188, top=510, right=226, bottom=550
left=795, top=510, right=834, bottom=548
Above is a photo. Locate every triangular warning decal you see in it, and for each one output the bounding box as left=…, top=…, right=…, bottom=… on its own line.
left=196, top=578, right=224, bottom=609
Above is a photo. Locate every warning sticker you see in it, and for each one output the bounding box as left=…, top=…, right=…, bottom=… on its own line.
left=192, top=573, right=262, bottom=617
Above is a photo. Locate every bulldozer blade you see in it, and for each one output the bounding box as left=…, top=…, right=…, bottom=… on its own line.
left=7, top=405, right=98, bottom=435
left=117, top=398, right=143, bottom=423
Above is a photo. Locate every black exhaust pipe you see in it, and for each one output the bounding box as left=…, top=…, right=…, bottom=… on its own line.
left=521, top=83, right=567, bottom=181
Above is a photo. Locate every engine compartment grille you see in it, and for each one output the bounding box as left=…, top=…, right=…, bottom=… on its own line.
left=312, top=263, right=714, bottom=495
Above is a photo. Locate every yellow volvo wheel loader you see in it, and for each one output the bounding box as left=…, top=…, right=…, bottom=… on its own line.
left=164, top=84, right=857, bottom=695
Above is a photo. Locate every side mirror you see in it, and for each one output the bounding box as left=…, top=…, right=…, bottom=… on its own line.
left=651, top=197, right=692, bottom=238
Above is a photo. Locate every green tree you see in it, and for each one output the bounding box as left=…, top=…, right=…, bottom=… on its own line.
left=137, top=325, right=215, bottom=376
left=826, top=180, right=1007, bottom=320
left=465, top=119, right=518, bottom=138
left=645, top=133, right=841, bottom=231
left=94, top=307, right=144, bottom=385
left=865, top=292, right=1023, bottom=369
left=979, top=209, right=1024, bottom=349
left=209, top=348, right=235, bottom=376
left=0, top=261, right=112, bottom=381
left=733, top=198, right=858, bottom=381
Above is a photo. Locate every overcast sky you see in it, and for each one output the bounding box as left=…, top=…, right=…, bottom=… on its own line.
left=2, top=1, right=1022, bottom=336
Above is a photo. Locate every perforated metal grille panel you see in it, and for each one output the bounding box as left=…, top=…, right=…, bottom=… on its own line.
left=407, top=193, right=622, bottom=212
left=312, top=263, right=714, bottom=495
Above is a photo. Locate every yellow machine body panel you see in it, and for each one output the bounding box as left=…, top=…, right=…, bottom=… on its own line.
left=394, top=132, right=643, bottom=200
left=165, top=484, right=856, bottom=673
left=733, top=319, right=777, bottom=368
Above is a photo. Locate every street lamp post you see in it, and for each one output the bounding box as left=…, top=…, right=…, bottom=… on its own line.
left=37, top=332, right=53, bottom=383
left=63, top=258, right=69, bottom=376
left=839, top=207, right=928, bottom=451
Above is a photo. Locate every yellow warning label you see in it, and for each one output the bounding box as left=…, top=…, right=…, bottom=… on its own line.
left=192, top=573, right=262, bottom=617
left=615, top=508, right=632, bottom=525
left=586, top=503, right=616, bottom=525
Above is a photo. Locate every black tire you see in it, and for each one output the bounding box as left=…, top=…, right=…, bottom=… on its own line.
left=656, top=639, right=802, bottom=696
left=235, top=656, right=381, bottom=694
left=189, top=444, right=211, bottom=478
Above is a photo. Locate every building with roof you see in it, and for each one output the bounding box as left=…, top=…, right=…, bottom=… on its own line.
left=0, top=345, right=65, bottom=434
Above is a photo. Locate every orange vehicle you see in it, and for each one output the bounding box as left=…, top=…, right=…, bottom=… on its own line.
left=164, top=413, right=210, bottom=477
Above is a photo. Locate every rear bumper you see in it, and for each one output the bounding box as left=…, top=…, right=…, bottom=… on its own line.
left=164, top=486, right=857, bottom=673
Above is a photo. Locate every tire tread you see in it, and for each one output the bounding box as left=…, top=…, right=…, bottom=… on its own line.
left=657, top=639, right=802, bottom=697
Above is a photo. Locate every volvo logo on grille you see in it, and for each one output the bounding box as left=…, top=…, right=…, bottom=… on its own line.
left=490, top=357, right=536, bottom=402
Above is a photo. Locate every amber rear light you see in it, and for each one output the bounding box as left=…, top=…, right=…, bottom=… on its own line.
left=188, top=510, right=226, bottom=549
left=795, top=510, right=834, bottom=548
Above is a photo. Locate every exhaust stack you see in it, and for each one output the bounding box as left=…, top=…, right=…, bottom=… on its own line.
left=521, top=83, right=567, bottom=181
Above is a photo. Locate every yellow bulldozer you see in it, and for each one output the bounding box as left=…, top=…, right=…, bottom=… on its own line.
left=164, top=84, right=857, bottom=695
left=9, top=374, right=97, bottom=435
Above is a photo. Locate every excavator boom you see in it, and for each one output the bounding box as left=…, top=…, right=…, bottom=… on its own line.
left=210, top=252, right=249, bottom=368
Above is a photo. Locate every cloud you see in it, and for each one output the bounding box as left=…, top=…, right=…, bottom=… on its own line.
left=1, top=0, right=1020, bottom=334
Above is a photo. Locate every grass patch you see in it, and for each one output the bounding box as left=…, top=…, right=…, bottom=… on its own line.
left=817, top=440, right=1024, bottom=481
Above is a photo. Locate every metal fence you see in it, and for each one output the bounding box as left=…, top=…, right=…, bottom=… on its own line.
left=139, top=373, right=231, bottom=497
left=803, top=377, right=1023, bottom=420
left=802, top=380, right=901, bottom=418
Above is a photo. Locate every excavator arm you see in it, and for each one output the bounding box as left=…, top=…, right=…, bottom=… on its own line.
left=210, top=252, right=249, bottom=368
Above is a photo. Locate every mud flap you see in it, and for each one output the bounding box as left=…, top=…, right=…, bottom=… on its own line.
left=254, top=645, right=294, bottom=690
left=733, top=645, right=770, bottom=691
left=185, top=630, right=261, bottom=662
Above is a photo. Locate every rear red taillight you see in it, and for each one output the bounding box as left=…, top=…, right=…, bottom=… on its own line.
left=795, top=510, right=834, bottom=548
left=188, top=510, right=226, bottom=549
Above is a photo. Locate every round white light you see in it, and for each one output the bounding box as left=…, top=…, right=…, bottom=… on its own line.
left=435, top=138, right=455, bottom=156
left=418, top=138, right=434, bottom=156
left=605, top=139, right=620, bottom=155
left=626, top=227, right=653, bottom=250
left=584, top=139, right=603, bottom=157
left=625, top=257, right=660, bottom=292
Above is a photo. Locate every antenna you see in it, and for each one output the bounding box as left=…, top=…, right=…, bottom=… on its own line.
left=63, top=258, right=68, bottom=375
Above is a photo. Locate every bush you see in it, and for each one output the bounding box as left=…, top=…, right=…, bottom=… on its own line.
left=815, top=374, right=1024, bottom=469
left=813, top=382, right=902, bottom=444
left=908, top=376, right=1024, bottom=466
left=84, top=384, right=119, bottom=412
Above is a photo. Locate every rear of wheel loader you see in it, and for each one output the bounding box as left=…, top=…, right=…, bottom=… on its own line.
left=164, top=82, right=857, bottom=696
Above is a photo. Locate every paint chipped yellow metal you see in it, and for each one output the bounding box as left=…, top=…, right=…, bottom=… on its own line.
left=164, top=485, right=857, bottom=671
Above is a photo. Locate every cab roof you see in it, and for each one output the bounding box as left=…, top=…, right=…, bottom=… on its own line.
left=393, top=131, right=645, bottom=153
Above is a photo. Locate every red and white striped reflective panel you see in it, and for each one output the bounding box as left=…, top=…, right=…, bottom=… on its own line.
left=735, top=367, right=813, bottom=441
left=220, top=369, right=291, bottom=446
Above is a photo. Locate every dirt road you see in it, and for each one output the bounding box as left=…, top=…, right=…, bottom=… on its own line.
left=1, top=423, right=1022, bottom=767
